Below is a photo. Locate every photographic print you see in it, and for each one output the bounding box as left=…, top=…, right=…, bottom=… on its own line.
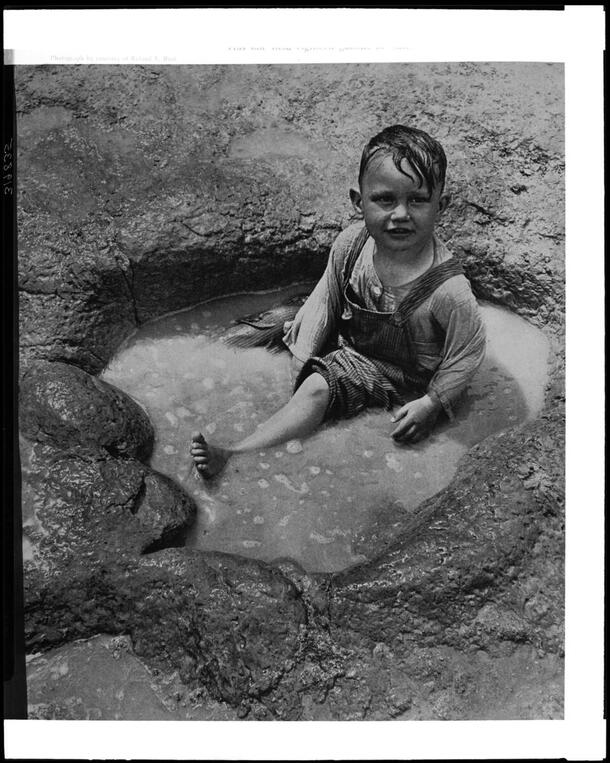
left=16, top=59, right=565, bottom=722
left=4, top=7, right=605, bottom=761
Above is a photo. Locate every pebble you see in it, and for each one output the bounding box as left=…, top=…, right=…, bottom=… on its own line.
left=163, top=445, right=176, bottom=455
left=242, top=540, right=261, bottom=549
left=253, top=516, right=264, bottom=525
left=259, top=462, right=270, bottom=470
left=257, top=479, right=269, bottom=489
left=205, top=422, right=217, bottom=435
left=286, top=439, right=303, bottom=454
left=278, top=516, right=290, bottom=527
left=308, top=466, right=321, bottom=475
left=363, top=450, right=374, bottom=458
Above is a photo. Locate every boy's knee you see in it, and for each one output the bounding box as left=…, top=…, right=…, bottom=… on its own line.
left=299, top=372, right=330, bottom=401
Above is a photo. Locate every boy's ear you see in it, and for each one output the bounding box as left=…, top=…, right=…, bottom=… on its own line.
left=349, top=187, right=363, bottom=217
left=438, top=192, right=451, bottom=215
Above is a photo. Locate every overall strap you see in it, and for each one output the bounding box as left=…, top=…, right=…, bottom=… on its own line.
left=393, top=259, right=465, bottom=324
left=341, top=225, right=370, bottom=288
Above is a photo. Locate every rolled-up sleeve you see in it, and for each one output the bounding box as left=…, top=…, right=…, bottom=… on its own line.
left=426, top=283, right=487, bottom=419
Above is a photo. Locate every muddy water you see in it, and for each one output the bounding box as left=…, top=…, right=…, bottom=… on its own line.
left=101, top=287, right=549, bottom=572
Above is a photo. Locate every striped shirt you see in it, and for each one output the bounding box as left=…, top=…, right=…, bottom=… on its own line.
left=283, top=223, right=487, bottom=418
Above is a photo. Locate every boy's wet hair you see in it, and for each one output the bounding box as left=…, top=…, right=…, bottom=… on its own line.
left=358, top=125, right=447, bottom=193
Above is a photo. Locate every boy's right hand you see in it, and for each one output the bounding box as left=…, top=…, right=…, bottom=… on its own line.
left=390, top=394, right=442, bottom=444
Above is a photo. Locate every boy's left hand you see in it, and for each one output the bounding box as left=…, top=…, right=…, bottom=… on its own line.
left=390, top=394, right=442, bottom=444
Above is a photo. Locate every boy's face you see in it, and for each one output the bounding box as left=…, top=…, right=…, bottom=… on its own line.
left=350, top=152, right=449, bottom=258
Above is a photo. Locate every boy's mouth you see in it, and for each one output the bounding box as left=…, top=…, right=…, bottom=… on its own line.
left=386, top=228, right=414, bottom=237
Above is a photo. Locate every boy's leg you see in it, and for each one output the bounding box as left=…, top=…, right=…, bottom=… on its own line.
left=191, top=372, right=330, bottom=478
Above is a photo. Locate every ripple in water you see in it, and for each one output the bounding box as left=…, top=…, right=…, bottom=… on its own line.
left=102, top=288, right=549, bottom=572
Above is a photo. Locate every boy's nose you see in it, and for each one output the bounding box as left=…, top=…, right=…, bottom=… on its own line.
left=392, top=203, right=410, bottom=220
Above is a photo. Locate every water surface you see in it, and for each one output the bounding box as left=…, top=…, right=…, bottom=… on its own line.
left=102, top=288, right=549, bottom=572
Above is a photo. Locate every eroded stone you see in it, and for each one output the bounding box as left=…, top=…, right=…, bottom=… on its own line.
left=19, top=360, right=154, bottom=460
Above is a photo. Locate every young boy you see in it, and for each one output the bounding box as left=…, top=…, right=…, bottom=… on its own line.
left=191, top=125, right=486, bottom=478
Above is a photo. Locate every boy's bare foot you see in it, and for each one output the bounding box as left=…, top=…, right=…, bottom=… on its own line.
left=190, top=432, right=230, bottom=479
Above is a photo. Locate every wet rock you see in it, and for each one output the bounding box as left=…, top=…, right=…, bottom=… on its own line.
left=330, top=407, right=564, bottom=655
left=22, top=439, right=196, bottom=650
left=26, top=633, right=239, bottom=720
left=22, top=440, right=195, bottom=567
left=19, top=360, right=154, bottom=461
left=27, top=635, right=184, bottom=720
left=25, top=546, right=307, bottom=712
left=18, top=220, right=136, bottom=374
left=131, top=550, right=307, bottom=708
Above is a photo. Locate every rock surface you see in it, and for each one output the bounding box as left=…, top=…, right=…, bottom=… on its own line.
left=21, top=440, right=197, bottom=629
left=15, top=64, right=565, bottom=719
left=26, top=634, right=238, bottom=720
left=20, top=360, right=154, bottom=460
